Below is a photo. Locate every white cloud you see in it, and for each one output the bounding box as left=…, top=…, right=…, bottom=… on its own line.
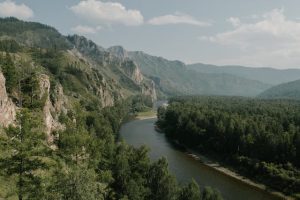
left=148, top=13, right=211, bottom=26
left=71, top=25, right=101, bottom=34
left=200, top=9, right=300, bottom=68
left=227, top=17, right=241, bottom=27
left=0, top=0, right=33, bottom=20
left=70, top=0, right=143, bottom=26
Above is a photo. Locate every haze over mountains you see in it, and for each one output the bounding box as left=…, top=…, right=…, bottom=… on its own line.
left=188, top=63, right=300, bottom=85
left=108, top=45, right=300, bottom=98
left=259, top=79, right=300, bottom=100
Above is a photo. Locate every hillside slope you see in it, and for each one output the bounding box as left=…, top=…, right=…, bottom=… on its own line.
left=126, top=50, right=271, bottom=97
left=258, top=79, right=300, bottom=100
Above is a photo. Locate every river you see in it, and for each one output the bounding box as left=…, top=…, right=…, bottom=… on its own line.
left=120, top=118, right=284, bottom=200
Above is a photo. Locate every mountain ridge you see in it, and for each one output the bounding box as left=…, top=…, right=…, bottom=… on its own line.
left=188, top=63, right=300, bottom=85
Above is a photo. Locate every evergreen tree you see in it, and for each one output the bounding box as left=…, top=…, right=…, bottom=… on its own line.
left=46, top=165, right=105, bottom=200
left=202, top=187, right=223, bottom=200
left=147, top=157, right=178, bottom=200
left=178, top=180, right=201, bottom=200
left=0, top=109, right=48, bottom=200
left=1, top=52, right=18, bottom=93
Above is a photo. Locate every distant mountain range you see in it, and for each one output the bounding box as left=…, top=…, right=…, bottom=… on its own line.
left=108, top=46, right=272, bottom=97
left=188, top=63, right=300, bottom=85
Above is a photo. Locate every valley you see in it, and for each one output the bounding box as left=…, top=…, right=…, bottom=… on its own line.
left=1, top=16, right=300, bottom=200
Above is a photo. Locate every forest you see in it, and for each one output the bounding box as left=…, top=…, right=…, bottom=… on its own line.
left=157, top=96, right=300, bottom=198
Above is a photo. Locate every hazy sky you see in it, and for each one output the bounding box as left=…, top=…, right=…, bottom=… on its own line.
left=1, top=0, right=300, bottom=69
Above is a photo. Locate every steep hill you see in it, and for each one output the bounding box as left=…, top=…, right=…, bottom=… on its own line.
left=188, top=63, right=300, bottom=85
left=258, top=79, right=300, bottom=100
left=0, top=17, right=158, bottom=130
left=0, top=17, right=71, bottom=50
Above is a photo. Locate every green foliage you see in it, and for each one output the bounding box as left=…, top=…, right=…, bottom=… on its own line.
left=31, top=49, right=63, bottom=75
left=0, top=109, right=48, bottom=200
left=0, top=17, right=71, bottom=50
left=131, top=95, right=153, bottom=113
left=21, top=73, right=46, bottom=110
left=158, top=96, right=300, bottom=195
left=259, top=79, right=300, bottom=100
left=178, top=180, right=201, bottom=200
left=202, top=187, right=223, bottom=200
left=46, top=166, right=105, bottom=200
left=147, top=157, right=178, bottom=200
left=0, top=52, right=19, bottom=93
left=0, top=39, right=21, bottom=53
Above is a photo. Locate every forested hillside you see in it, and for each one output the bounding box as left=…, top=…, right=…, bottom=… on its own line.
left=0, top=17, right=222, bottom=200
left=157, top=96, right=300, bottom=198
left=259, top=79, right=300, bottom=100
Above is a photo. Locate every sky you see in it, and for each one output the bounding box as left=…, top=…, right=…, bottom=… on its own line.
left=1, top=0, right=300, bottom=69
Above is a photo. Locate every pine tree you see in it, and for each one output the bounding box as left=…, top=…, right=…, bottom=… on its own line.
left=0, top=109, right=48, bottom=200
left=1, top=52, right=18, bottom=93
left=178, top=179, right=201, bottom=200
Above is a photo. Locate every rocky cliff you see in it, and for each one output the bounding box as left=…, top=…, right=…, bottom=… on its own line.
left=0, top=71, right=16, bottom=127
left=121, top=60, right=144, bottom=85
left=38, top=74, right=66, bottom=143
left=68, top=35, right=157, bottom=101
left=142, top=80, right=157, bottom=102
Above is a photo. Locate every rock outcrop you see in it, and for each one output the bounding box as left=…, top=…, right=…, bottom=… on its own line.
left=96, top=84, right=115, bottom=107
left=107, top=46, right=129, bottom=61
left=121, top=60, right=144, bottom=85
left=0, top=71, right=16, bottom=127
left=142, top=80, right=157, bottom=102
left=38, top=74, right=66, bottom=143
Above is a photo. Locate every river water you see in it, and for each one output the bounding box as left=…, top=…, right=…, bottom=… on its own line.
left=120, top=118, right=283, bottom=200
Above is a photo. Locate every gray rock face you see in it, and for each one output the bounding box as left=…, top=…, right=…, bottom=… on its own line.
left=68, top=35, right=157, bottom=100
left=0, top=71, right=16, bottom=127
left=38, top=74, right=66, bottom=143
left=107, top=46, right=129, bottom=61
left=142, top=80, right=157, bottom=102
left=121, top=60, right=144, bottom=85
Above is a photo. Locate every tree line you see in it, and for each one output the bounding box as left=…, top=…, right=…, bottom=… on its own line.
left=157, top=96, right=300, bottom=197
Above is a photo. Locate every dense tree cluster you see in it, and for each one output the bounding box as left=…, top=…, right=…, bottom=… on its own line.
left=157, top=96, right=300, bottom=196
left=0, top=97, right=223, bottom=200
left=0, top=52, right=19, bottom=93
left=0, top=17, right=71, bottom=50
left=0, top=39, right=21, bottom=53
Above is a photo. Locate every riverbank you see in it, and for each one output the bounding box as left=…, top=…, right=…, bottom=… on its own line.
left=184, top=148, right=292, bottom=200
left=134, top=110, right=157, bottom=120
left=128, top=116, right=294, bottom=199
left=156, top=125, right=293, bottom=199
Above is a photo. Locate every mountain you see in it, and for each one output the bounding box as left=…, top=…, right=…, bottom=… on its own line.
left=258, top=79, right=300, bottom=100
left=188, top=63, right=300, bottom=85
left=0, top=17, right=157, bottom=129
left=125, top=50, right=271, bottom=97
left=0, top=17, right=71, bottom=50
